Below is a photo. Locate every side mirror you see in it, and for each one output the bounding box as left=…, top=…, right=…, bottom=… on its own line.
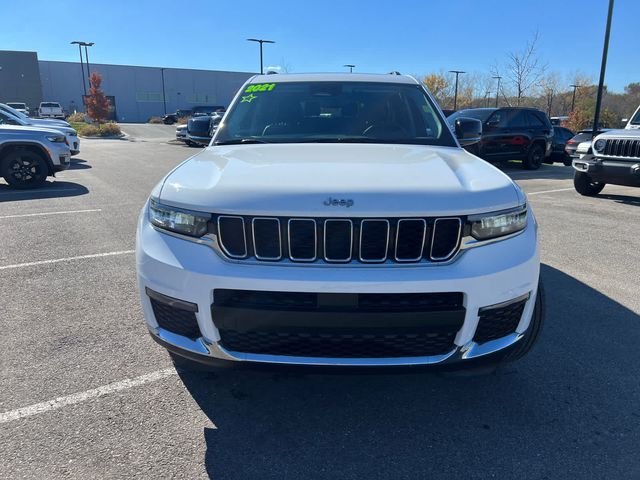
left=454, top=117, right=482, bottom=146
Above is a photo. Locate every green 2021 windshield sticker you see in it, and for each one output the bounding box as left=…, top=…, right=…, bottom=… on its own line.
left=245, top=83, right=276, bottom=93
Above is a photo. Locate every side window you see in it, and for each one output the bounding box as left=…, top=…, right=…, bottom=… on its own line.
left=486, top=110, right=506, bottom=128
left=507, top=110, right=528, bottom=128
left=527, top=112, right=546, bottom=128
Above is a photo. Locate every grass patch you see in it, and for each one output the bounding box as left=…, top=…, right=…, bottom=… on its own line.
left=77, top=122, right=122, bottom=137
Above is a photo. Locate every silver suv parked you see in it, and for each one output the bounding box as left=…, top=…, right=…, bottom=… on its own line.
left=0, top=123, right=71, bottom=188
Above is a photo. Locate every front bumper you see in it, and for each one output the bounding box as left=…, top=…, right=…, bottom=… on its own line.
left=573, top=158, right=640, bottom=187
left=136, top=207, right=540, bottom=367
left=187, top=133, right=211, bottom=145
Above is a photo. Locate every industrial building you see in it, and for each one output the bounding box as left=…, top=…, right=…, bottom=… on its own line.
left=0, top=50, right=254, bottom=122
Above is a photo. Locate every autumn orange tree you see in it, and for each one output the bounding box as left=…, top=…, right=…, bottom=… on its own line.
left=86, top=72, right=110, bottom=122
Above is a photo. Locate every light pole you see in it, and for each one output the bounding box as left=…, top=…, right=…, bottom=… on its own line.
left=569, top=84, right=582, bottom=112
left=160, top=68, right=167, bottom=115
left=485, top=90, right=491, bottom=107
left=344, top=64, right=355, bottom=73
left=492, top=75, right=502, bottom=108
left=449, top=70, right=465, bottom=111
left=247, top=38, right=275, bottom=75
left=83, top=42, right=94, bottom=82
left=593, top=0, right=614, bottom=133
left=70, top=41, right=87, bottom=96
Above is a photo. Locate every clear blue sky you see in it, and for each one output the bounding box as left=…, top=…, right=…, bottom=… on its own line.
left=1, top=0, right=637, bottom=92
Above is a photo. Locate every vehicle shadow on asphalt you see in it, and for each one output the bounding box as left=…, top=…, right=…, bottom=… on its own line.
left=177, top=264, right=640, bottom=479
left=0, top=181, right=88, bottom=202
left=68, top=158, right=92, bottom=170
left=596, top=193, right=640, bottom=207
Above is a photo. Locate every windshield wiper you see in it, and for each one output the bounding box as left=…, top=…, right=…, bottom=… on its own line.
left=214, top=138, right=270, bottom=145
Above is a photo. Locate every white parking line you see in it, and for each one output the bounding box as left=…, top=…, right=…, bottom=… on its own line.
left=0, top=208, right=101, bottom=219
left=527, top=187, right=575, bottom=196
left=0, top=369, right=177, bottom=424
left=0, top=250, right=134, bottom=270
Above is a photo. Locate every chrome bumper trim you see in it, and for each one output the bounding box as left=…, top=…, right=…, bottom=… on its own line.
left=149, top=326, right=523, bottom=367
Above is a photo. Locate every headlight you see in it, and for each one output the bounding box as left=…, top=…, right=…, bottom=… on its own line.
left=46, top=135, right=65, bottom=143
left=594, top=139, right=606, bottom=152
left=469, top=205, right=527, bottom=240
left=148, top=199, right=210, bottom=237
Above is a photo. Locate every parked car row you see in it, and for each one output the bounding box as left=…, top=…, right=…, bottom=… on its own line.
left=3, top=101, right=67, bottom=119
left=0, top=102, right=79, bottom=188
left=162, top=105, right=226, bottom=125
left=447, top=107, right=555, bottom=169
left=172, top=107, right=225, bottom=147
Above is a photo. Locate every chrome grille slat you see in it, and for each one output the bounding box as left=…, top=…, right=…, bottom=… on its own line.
left=430, top=218, right=462, bottom=261
left=359, top=219, right=390, bottom=263
left=252, top=218, right=282, bottom=261
left=324, top=219, right=353, bottom=262
left=288, top=219, right=317, bottom=262
left=217, top=215, right=248, bottom=259
left=394, top=219, right=427, bottom=262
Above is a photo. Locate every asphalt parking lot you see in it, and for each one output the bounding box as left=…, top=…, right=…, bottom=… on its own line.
left=1, top=125, right=639, bottom=479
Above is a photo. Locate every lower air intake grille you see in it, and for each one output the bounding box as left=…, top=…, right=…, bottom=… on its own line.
left=219, top=330, right=457, bottom=358
left=150, top=299, right=201, bottom=339
left=212, top=289, right=465, bottom=358
left=473, top=296, right=528, bottom=343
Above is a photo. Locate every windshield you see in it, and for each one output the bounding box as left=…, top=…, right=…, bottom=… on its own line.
left=447, top=109, right=495, bottom=124
left=7, top=103, right=26, bottom=109
left=41, top=102, right=60, bottom=108
left=631, top=107, right=640, bottom=125
left=214, top=81, right=455, bottom=146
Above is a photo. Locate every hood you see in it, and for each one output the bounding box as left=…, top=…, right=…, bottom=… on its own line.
left=29, top=118, right=71, bottom=127
left=0, top=124, right=68, bottom=136
left=158, top=143, right=521, bottom=217
left=596, top=128, right=640, bottom=140
left=26, top=120, right=76, bottom=135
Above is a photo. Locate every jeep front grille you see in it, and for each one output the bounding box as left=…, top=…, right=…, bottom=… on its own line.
left=603, top=138, right=640, bottom=158
left=214, top=215, right=462, bottom=264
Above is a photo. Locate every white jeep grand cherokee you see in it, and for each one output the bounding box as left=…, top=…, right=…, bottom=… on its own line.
left=136, top=73, right=544, bottom=370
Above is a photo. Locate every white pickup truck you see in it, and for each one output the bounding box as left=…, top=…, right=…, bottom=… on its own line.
left=38, top=102, right=64, bottom=119
left=137, top=73, right=544, bottom=373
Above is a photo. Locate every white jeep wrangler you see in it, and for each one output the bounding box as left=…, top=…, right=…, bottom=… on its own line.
left=573, top=104, right=640, bottom=195
left=136, top=73, right=543, bottom=371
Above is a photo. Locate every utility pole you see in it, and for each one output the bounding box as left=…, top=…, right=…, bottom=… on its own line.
left=343, top=64, right=355, bottom=73
left=485, top=90, right=491, bottom=107
left=492, top=76, right=502, bottom=108
left=570, top=84, right=582, bottom=112
left=161, top=68, right=167, bottom=115
left=593, top=0, right=614, bottom=134
left=449, top=70, right=465, bottom=111
left=247, top=38, right=275, bottom=75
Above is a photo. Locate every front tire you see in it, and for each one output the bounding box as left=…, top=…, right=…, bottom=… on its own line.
left=523, top=143, right=544, bottom=170
left=1, top=149, right=49, bottom=189
left=574, top=172, right=605, bottom=196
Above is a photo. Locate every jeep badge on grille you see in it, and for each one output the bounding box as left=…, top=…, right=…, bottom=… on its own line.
left=323, top=197, right=354, bottom=208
